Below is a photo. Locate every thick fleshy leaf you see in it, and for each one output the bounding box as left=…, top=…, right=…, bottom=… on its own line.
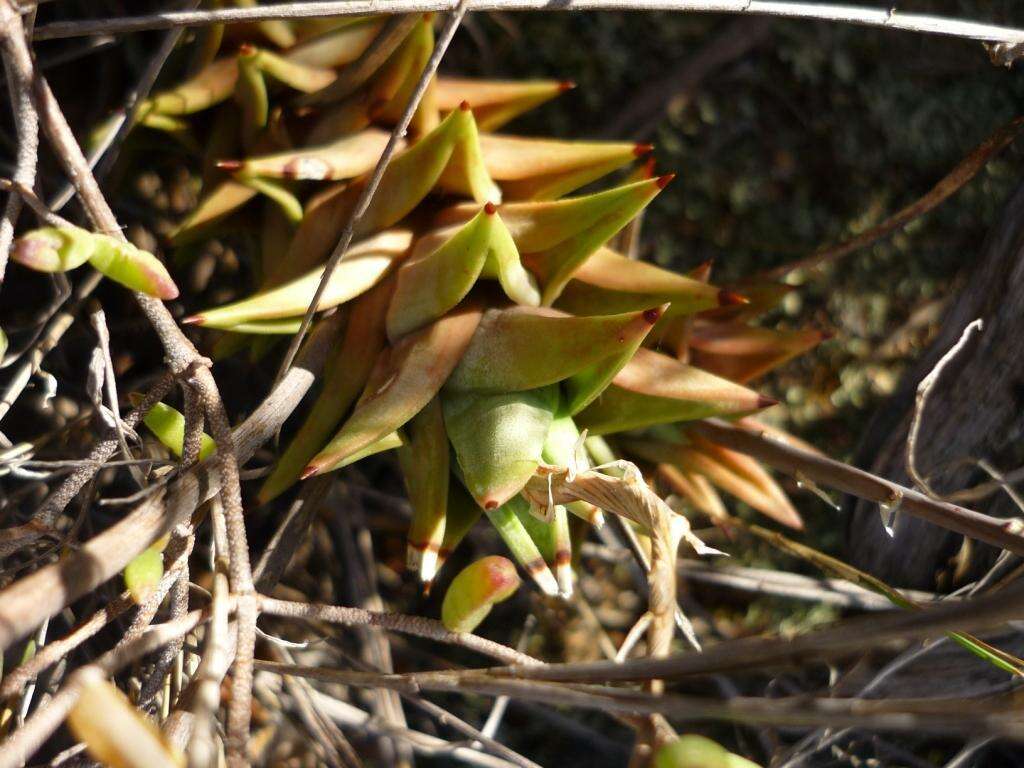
left=387, top=209, right=498, bottom=340
left=305, top=301, right=483, bottom=476
left=259, top=281, right=393, bottom=503
left=439, top=177, right=670, bottom=305
left=68, top=670, right=184, bottom=768
left=562, top=303, right=667, bottom=417
left=284, top=17, right=384, bottom=68
left=13, top=226, right=178, bottom=299
left=283, top=105, right=499, bottom=279
left=443, top=385, right=558, bottom=510
left=441, top=555, right=521, bottom=633
left=398, top=396, right=450, bottom=583
left=237, top=175, right=303, bottom=223
left=575, top=348, right=773, bottom=435
left=235, top=46, right=269, bottom=139
left=655, top=735, right=760, bottom=768
left=435, top=77, right=572, bottom=131
left=484, top=495, right=559, bottom=596
left=685, top=432, right=802, bottom=528
left=657, top=463, right=728, bottom=522
left=446, top=306, right=662, bottom=394
left=216, top=317, right=301, bottom=335
left=123, top=547, right=164, bottom=605
left=143, top=56, right=239, bottom=116
left=252, top=47, right=336, bottom=93
left=369, top=17, right=440, bottom=133
left=137, top=400, right=216, bottom=461
left=171, top=180, right=258, bottom=245
left=221, top=129, right=391, bottom=181
left=556, top=246, right=731, bottom=318
left=541, top=415, right=602, bottom=526
left=185, top=229, right=412, bottom=328
left=478, top=134, right=648, bottom=200
left=515, top=501, right=573, bottom=597
left=689, top=323, right=828, bottom=383
left=432, top=479, right=484, bottom=584
left=327, top=430, right=403, bottom=469
left=701, top=280, right=792, bottom=323
left=624, top=435, right=801, bottom=529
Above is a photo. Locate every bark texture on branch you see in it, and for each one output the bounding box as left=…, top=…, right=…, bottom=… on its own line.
left=846, top=181, right=1024, bottom=589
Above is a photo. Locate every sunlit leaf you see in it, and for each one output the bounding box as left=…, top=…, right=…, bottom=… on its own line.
left=284, top=105, right=499, bottom=279
left=13, top=226, right=178, bottom=299
left=483, top=494, right=559, bottom=596
left=305, top=300, right=483, bottom=476
left=123, top=547, right=164, bottom=605
left=399, top=396, right=450, bottom=583
left=443, top=385, right=558, bottom=510
left=441, top=555, right=521, bottom=633
left=655, top=735, right=760, bottom=768
left=575, top=348, right=773, bottom=435
left=259, top=281, right=393, bottom=503
left=171, top=180, right=258, bottom=245
left=435, top=77, right=572, bottom=131
left=68, top=671, right=184, bottom=768
left=689, top=323, right=828, bottom=384
left=136, top=399, right=216, bottom=461
left=431, top=479, right=484, bottom=585
left=185, top=229, right=412, bottom=328
left=446, top=306, right=662, bottom=394
left=143, top=56, right=239, bottom=117
left=284, top=16, right=384, bottom=68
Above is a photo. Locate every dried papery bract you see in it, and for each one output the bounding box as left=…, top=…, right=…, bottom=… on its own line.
left=68, top=669, right=184, bottom=768
left=441, top=556, right=521, bottom=633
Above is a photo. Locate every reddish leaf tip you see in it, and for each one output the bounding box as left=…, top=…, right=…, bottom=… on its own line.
left=656, top=173, right=676, bottom=189
left=820, top=329, right=835, bottom=341
left=717, top=289, right=749, bottom=307
left=216, top=160, right=243, bottom=172
left=459, top=100, right=471, bottom=112
left=422, top=580, right=433, bottom=597
left=299, top=465, right=320, bottom=480
left=634, top=143, right=654, bottom=157
left=238, top=43, right=257, bottom=56
left=483, top=500, right=499, bottom=510
left=181, top=315, right=203, bottom=325
left=642, top=307, right=663, bottom=324
left=641, top=156, right=656, bottom=178
left=484, top=201, right=497, bottom=215
left=559, top=80, right=576, bottom=92
left=757, top=394, right=779, bottom=409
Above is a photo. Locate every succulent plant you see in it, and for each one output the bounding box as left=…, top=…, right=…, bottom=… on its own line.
left=113, top=14, right=825, bottom=600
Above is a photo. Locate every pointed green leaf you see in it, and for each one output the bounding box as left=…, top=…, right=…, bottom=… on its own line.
left=284, top=17, right=384, bottom=68
left=575, top=348, right=773, bottom=435
left=123, top=547, right=164, bottom=605
left=237, top=175, right=303, bottom=223
left=475, top=134, right=648, bottom=200
left=399, top=396, right=450, bottom=583
left=446, top=306, right=661, bottom=394
left=221, top=129, right=391, bottom=181
left=285, top=105, right=499, bottom=279
left=139, top=400, right=216, bottom=461
left=484, top=494, right=559, bottom=596
left=443, top=385, right=558, bottom=511
left=171, top=180, right=258, bottom=246
left=143, top=56, right=239, bottom=116
left=435, top=77, right=572, bottom=131
left=259, top=281, right=393, bottom=503
left=186, top=229, right=412, bottom=329
left=655, top=735, right=761, bottom=768
left=432, top=478, right=484, bottom=583
left=305, top=300, right=483, bottom=476
left=441, top=555, right=521, bottom=633
left=556, top=246, right=728, bottom=318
